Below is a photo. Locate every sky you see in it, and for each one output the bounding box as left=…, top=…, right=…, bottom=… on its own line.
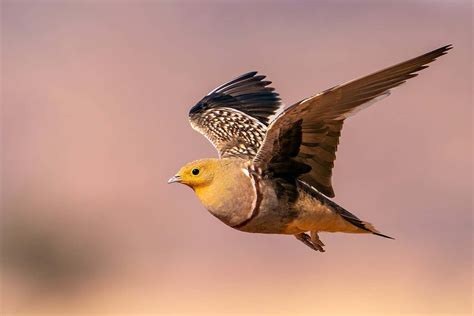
left=1, top=1, right=472, bottom=315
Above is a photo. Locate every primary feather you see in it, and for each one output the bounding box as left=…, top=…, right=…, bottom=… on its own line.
left=254, top=45, right=452, bottom=197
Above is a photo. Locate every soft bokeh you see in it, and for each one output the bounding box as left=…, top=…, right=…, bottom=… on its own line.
left=1, top=1, right=472, bottom=315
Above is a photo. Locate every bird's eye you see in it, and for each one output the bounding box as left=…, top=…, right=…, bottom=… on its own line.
left=192, top=168, right=200, bottom=176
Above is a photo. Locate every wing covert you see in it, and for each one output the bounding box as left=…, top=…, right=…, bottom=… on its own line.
left=189, top=71, right=282, bottom=158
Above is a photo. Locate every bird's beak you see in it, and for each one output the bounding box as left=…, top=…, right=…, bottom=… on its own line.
left=168, top=175, right=182, bottom=184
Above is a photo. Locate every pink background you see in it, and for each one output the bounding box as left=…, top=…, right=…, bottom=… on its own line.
left=1, top=1, right=472, bottom=315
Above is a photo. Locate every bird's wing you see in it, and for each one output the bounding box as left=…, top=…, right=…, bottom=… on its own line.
left=189, top=72, right=282, bottom=158
left=254, top=45, right=452, bottom=197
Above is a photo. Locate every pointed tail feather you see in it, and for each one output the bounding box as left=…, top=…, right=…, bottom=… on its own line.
left=298, top=180, right=394, bottom=239
left=334, top=205, right=394, bottom=239
left=360, top=220, right=394, bottom=239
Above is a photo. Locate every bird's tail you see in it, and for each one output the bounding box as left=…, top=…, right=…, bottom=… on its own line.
left=320, top=192, right=393, bottom=239
left=298, top=181, right=394, bottom=239
left=335, top=205, right=394, bottom=239
left=353, top=218, right=394, bottom=239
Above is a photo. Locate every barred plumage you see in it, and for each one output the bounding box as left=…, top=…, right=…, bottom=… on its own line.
left=190, top=107, right=267, bottom=157
left=189, top=72, right=282, bottom=158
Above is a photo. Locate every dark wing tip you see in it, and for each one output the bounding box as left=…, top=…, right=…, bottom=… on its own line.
left=227, top=71, right=261, bottom=85
left=424, top=44, right=452, bottom=57
left=440, top=44, right=453, bottom=52
left=189, top=71, right=281, bottom=125
left=189, top=71, right=264, bottom=117
left=417, top=44, right=453, bottom=68
left=189, top=100, right=206, bottom=116
left=240, top=70, right=259, bottom=78
left=427, top=44, right=453, bottom=58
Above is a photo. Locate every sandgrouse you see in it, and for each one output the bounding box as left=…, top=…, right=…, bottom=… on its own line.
left=168, top=45, right=451, bottom=252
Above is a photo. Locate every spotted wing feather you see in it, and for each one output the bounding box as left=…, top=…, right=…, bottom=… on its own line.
left=189, top=72, right=282, bottom=158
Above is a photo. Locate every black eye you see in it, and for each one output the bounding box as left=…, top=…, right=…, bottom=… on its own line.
left=192, top=168, right=200, bottom=175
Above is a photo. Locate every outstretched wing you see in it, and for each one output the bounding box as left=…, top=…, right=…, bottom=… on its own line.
left=254, top=45, right=452, bottom=197
left=189, top=72, right=282, bottom=158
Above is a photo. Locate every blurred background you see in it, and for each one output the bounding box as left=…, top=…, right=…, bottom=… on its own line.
left=1, top=1, right=472, bottom=315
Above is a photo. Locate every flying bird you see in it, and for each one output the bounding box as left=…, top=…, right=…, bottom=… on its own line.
left=168, top=45, right=451, bottom=252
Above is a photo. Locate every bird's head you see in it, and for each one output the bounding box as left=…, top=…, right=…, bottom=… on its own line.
left=168, top=158, right=220, bottom=189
